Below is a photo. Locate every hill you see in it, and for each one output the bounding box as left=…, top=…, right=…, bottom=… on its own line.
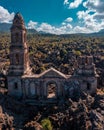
left=89, top=29, right=104, bottom=37
left=27, top=29, right=38, bottom=34
left=0, top=22, right=104, bottom=36
left=0, top=23, right=11, bottom=32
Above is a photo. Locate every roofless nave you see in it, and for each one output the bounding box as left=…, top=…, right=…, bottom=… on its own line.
left=7, top=13, right=98, bottom=102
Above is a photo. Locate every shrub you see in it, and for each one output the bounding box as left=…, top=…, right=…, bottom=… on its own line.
left=41, top=118, right=52, bottom=130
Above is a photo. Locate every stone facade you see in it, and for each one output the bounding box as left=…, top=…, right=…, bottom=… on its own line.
left=7, top=13, right=98, bottom=101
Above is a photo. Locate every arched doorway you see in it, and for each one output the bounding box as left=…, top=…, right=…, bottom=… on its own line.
left=47, top=82, right=57, bottom=99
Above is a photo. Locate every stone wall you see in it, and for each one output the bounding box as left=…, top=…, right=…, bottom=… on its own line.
left=7, top=13, right=98, bottom=101
left=8, top=76, right=22, bottom=97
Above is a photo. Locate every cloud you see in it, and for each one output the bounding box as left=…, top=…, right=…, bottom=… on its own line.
left=0, top=6, right=14, bottom=23
left=27, top=20, right=73, bottom=34
left=94, top=13, right=104, bottom=19
left=28, top=0, right=104, bottom=34
left=69, top=0, right=83, bottom=8
left=37, top=22, right=73, bottom=34
left=83, top=0, right=104, bottom=13
left=37, top=23, right=54, bottom=33
left=77, top=9, right=104, bottom=32
left=64, top=0, right=69, bottom=5
left=27, top=20, right=38, bottom=29
left=75, top=0, right=104, bottom=33
left=66, top=24, right=73, bottom=29
left=62, top=22, right=66, bottom=26
left=63, top=0, right=104, bottom=33
left=62, top=17, right=73, bottom=26
left=65, top=17, right=73, bottom=22
left=73, top=26, right=91, bottom=33
left=77, top=10, right=89, bottom=19
left=83, top=0, right=104, bottom=21
left=64, top=0, right=83, bottom=9
left=27, top=15, right=103, bottom=34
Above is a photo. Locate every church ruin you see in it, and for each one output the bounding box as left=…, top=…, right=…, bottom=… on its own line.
left=7, top=13, right=98, bottom=102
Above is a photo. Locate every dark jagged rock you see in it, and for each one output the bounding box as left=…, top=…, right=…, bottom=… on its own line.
left=90, top=110, right=104, bottom=130
left=0, top=106, right=14, bottom=130
left=0, top=91, right=104, bottom=130
left=24, top=121, right=43, bottom=130
left=94, top=94, right=104, bottom=110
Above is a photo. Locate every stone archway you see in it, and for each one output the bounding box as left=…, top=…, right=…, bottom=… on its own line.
left=46, top=81, right=57, bottom=99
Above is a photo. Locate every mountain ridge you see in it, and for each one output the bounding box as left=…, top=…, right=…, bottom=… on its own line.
left=0, top=23, right=104, bottom=36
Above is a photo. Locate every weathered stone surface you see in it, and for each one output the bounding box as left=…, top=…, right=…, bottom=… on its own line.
left=7, top=13, right=98, bottom=101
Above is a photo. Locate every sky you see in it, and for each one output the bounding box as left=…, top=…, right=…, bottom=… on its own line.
left=0, top=0, right=104, bottom=34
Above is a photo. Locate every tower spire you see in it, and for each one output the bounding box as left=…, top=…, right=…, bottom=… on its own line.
left=8, top=12, right=31, bottom=75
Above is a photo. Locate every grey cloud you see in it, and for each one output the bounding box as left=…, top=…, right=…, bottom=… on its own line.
left=84, top=0, right=104, bottom=13
left=94, top=13, right=104, bottom=19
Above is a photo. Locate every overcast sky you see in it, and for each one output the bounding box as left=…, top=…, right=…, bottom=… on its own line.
left=0, top=0, right=104, bottom=34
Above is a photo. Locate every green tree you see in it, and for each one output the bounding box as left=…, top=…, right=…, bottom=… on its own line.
left=73, top=50, right=81, bottom=56
left=41, top=118, right=52, bottom=130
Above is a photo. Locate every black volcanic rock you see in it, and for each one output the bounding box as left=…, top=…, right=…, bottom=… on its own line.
left=0, top=106, right=14, bottom=130
left=0, top=91, right=104, bottom=130
left=90, top=110, right=104, bottom=130
left=24, top=121, right=43, bottom=130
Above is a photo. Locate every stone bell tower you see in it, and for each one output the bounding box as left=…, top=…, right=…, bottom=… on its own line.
left=75, top=56, right=98, bottom=94
left=8, top=12, right=31, bottom=75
